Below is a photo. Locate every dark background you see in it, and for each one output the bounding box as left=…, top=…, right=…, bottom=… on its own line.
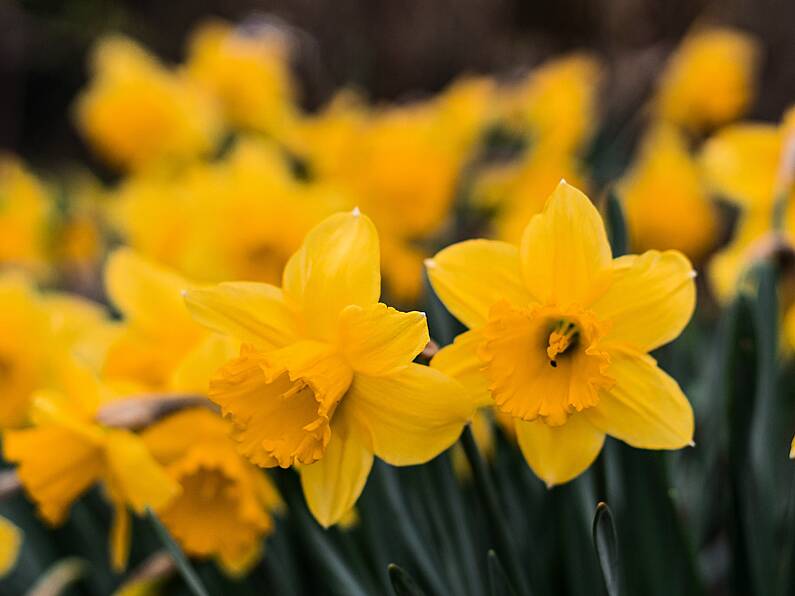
left=2, top=0, right=794, bottom=168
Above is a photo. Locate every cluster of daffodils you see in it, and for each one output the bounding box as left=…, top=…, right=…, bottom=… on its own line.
left=0, top=15, right=791, bottom=587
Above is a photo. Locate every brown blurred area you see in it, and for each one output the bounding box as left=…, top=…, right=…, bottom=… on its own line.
left=1, top=0, right=794, bottom=168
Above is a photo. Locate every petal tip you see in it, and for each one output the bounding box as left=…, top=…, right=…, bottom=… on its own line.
left=424, top=258, right=437, bottom=270
left=688, top=440, right=696, bottom=448
left=351, top=206, right=361, bottom=217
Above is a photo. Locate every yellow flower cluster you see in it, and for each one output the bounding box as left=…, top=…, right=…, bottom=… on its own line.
left=1, top=15, right=790, bottom=582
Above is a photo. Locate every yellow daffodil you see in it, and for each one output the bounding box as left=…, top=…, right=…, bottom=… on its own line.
left=700, top=107, right=795, bottom=301
left=656, top=28, right=758, bottom=132
left=0, top=275, right=105, bottom=428
left=109, top=139, right=340, bottom=288
left=0, top=516, right=21, bottom=577
left=75, top=36, right=221, bottom=171
left=619, top=124, right=717, bottom=263
left=498, top=54, right=601, bottom=154
left=101, top=248, right=237, bottom=394
left=428, top=181, right=695, bottom=486
left=142, top=408, right=283, bottom=575
left=185, top=210, right=474, bottom=526
left=0, top=156, right=52, bottom=277
left=186, top=19, right=298, bottom=136
left=4, top=360, right=179, bottom=570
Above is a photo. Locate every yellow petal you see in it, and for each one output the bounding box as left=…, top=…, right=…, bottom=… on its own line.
left=790, top=434, right=795, bottom=459
left=283, top=210, right=381, bottom=340
left=104, top=430, right=180, bottom=514
left=105, top=248, right=197, bottom=339
left=700, top=123, right=781, bottom=209
left=184, top=282, right=299, bottom=351
left=0, top=516, right=21, bottom=577
left=141, top=407, right=230, bottom=465
left=430, top=331, right=492, bottom=408
left=299, top=413, right=373, bottom=528
left=519, top=180, right=612, bottom=306
left=585, top=350, right=694, bottom=449
left=4, top=425, right=104, bottom=524
left=514, top=414, right=605, bottom=487
left=590, top=250, right=695, bottom=352
left=338, top=303, right=429, bottom=376
left=345, top=363, right=474, bottom=466
left=170, top=334, right=239, bottom=393
left=110, top=501, right=131, bottom=572
left=426, top=239, right=531, bottom=329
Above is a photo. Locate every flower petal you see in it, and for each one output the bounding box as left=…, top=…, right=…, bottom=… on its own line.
left=700, top=123, right=781, bottom=209
left=519, top=180, right=612, bottom=305
left=430, top=331, right=492, bottom=407
left=105, top=248, right=196, bottom=338
left=514, top=414, right=605, bottom=487
left=4, top=426, right=104, bottom=524
left=426, top=239, right=531, bottom=328
left=585, top=350, right=694, bottom=449
left=345, top=363, right=474, bottom=466
left=283, top=210, right=381, bottom=340
left=104, top=430, right=180, bottom=514
left=299, top=413, right=373, bottom=528
left=184, top=282, right=299, bottom=351
left=590, top=250, right=696, bottom=352
left=338, top=303, right=429, bottom=376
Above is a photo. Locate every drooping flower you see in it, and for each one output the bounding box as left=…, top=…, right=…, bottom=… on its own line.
left=185, top=210, right=474, bottom=526
left=4, top=360, right=179, bottom=570
left=428, top=181, right=695, bottom=486
left=619, top=124, right=717, bottom=263
left=142, top=408, right=283, bottom=575
left=75, top=36, right=221, bottom=171
left=655, top=28, right=758, bottom=132
left=185, top=19, right=298, bottom=136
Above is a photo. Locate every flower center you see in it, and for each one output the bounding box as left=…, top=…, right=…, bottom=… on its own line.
left=479, top=301, right=614, bottom=426
left=546, top=320, right=579, bottom=367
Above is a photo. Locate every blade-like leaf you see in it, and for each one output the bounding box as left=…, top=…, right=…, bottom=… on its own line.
left=389, top=563, right=428, bottom=596
left=592, top=502, right=620, bottom=596
left=487, top=550, right=518, bottom=596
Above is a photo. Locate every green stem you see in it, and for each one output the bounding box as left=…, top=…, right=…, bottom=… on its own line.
left=460, top=426, right=531, bottom=596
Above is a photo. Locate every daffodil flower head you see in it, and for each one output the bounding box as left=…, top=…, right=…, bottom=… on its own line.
left=185, top=209, right=474, bottom=526
left=142, top=408, right=283, bottom=576
left=428, top=181, right=696, bottom=487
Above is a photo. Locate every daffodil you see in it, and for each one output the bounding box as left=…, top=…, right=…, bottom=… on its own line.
left=497, top=54, right=601, bottom=154
left=0, top=516, right=21, bottom=577
left=186, top=19, right=298, bottom=136
left=185, top=210, right=474, bottom=526
left=700, top=107, right=795, bottom=301
left=619, top=124, right=717, bottom=263
left=101, top=248, right=237, bottom=394
left=0, top=275, right=105, bottom=428
left=0, top=156, right=52, bottom=277
left=428, top=181, right=695, bottom=486
left=655, top=28, right=758, bottom=132
left=75, top=36, right=221, bottom=171
left=4, top=360, right=179, bottom=570
left=142, top=408, right=283, bottom=575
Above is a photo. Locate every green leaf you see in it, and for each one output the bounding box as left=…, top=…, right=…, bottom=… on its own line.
left=146, top=509, right=210, bottom=596
left=389, top=563, right=428, bottom=596
left=487, top=550, right=518, bottom=596
left=592, top=502, right=620, bottom=596
left=604, top=190, right=628, bottom=257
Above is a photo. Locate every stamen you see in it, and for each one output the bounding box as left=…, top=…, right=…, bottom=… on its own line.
left=546, top=320, right=579, bottom=366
